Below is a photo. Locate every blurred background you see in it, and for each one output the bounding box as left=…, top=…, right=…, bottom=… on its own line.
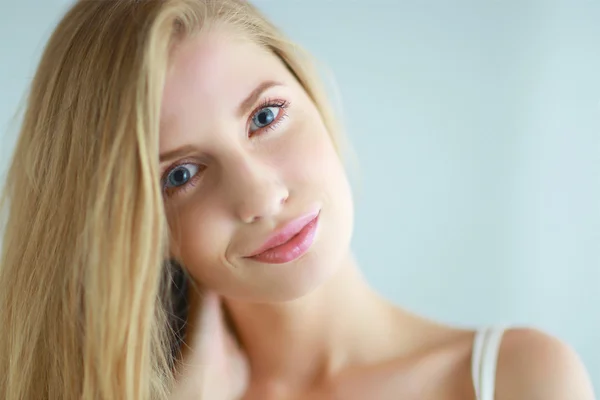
left=1, top=0, right=598, bottom=391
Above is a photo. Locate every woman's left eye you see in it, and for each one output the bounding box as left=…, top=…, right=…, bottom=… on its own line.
left=249, top=106, right=281, bottom=133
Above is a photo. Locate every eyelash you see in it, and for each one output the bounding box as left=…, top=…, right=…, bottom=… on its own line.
left=161, top=161, right=203, bottom=197
left=249, top=97, right=290, bottom=136
left=161, top=98, right=290, bottom=198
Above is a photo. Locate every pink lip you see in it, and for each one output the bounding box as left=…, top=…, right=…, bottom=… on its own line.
left=245, top=209, right=320, bottom=264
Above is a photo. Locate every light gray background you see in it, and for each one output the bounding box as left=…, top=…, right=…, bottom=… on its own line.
left=1, top=0, right=598, bottom=391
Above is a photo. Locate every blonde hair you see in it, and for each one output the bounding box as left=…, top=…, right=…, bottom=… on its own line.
left=0, top=0, right=344, bottom=399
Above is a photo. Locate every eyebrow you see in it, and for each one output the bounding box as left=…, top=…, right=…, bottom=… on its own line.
left=159, top=144, right=198, bottom=164
left=159, top=80, right=283, bottom=164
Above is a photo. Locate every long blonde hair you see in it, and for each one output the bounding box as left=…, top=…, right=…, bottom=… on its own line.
left=0, top=0, right=343, bottom=398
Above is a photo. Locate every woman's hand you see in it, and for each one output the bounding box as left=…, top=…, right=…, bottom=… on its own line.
left=170, top=291, right=249, bottom=400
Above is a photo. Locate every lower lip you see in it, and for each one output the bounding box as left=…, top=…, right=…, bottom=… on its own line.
left=248, top=214, right=319, bottom=264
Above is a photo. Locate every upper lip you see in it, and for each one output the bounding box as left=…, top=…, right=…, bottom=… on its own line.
left=245, top=209, right=320, bottom=257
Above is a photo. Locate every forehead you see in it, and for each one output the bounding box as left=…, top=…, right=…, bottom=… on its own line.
left=160, top=27, right=290, bottom=132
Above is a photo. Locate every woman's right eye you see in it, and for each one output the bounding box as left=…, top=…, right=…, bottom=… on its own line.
left=164, top=164, right=200, bottom=189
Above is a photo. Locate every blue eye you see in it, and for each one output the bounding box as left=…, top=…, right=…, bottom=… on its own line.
left=165, top=164, right=199, bottom=188
left=250, top=106, right=280, bottom=132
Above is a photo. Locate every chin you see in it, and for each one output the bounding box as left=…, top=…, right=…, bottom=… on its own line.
left=265, top=253, right=343, bottom=302
left=237, top=210, right=353, bottom=303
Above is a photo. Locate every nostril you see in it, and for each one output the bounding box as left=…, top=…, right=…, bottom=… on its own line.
left=245, top=214, right=261, bottom=224
left=237, top=184, right=289, bottom=224
left=280, top=194, right=288, bottom=205
left=279, top=187, right=290, bottom=205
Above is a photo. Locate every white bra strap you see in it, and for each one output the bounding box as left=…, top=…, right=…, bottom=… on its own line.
left=471, top=327, right=507, bottom=400
left=471, top=328, right=487, bottom=399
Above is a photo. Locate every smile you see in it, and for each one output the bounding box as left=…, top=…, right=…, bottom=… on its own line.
left=245, top=209, right=320, bottom=264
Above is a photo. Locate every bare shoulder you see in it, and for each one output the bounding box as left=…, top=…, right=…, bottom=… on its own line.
left=496, top=328, right=595, bottom=400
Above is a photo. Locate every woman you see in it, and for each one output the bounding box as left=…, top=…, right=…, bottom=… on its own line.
left=0, top=0, right=594, bottom=399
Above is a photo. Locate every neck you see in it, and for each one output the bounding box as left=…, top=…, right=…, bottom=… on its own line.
left=223, top=253, right=401, bottom=391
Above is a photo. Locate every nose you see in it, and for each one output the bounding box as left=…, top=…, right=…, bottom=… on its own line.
left=226, top=156, right=289, bottom=224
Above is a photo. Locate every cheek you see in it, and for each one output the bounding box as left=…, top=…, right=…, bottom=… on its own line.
left=166, top=199, right=230, bottom=271
left=281, top=112, right=346, bottom=191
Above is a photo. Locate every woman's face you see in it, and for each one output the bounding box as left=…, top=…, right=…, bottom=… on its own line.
left=159, top=28, right=353, bottom=302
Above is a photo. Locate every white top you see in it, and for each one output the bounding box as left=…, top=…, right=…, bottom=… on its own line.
left=471, top=326, right=507, bottom=400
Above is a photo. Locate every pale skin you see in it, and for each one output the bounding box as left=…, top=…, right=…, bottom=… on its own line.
left=160, top=26, right=596, bottom=400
